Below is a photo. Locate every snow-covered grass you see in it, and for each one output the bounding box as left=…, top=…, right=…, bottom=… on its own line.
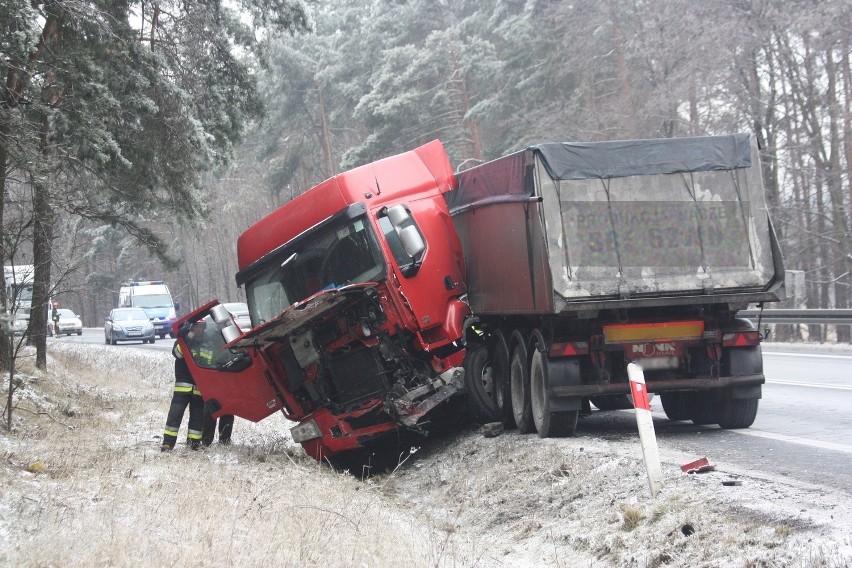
left=1, top=343, right=850, bottom=567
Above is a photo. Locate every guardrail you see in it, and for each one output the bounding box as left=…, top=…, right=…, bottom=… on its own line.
left=738, top=309, right=852, bottom=325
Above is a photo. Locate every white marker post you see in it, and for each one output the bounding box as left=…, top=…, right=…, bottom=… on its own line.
left=627, top=362, right=664, bottom=497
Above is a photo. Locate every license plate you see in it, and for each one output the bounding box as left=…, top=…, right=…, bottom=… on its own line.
left=127, top=331, right=141, bottom=337
left=637, top=356, right=680, bottom=370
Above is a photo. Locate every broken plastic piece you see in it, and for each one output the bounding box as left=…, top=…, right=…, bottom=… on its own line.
left=680, top=457, right=715, bottom=474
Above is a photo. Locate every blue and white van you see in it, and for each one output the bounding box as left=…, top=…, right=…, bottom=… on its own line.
left=118, top=281, right=179, bottom=339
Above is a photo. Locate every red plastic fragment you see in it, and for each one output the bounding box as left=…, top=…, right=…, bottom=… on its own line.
left=681, top=457, right=715, bottom=474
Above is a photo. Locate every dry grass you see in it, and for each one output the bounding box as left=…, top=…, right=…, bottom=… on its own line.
left=2, top=342, right=851, bottom=567
left=620, top=503, right=646, bottom=531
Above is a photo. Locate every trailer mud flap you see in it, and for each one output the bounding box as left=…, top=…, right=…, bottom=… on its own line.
left=544, top=355, right=582, bottom=411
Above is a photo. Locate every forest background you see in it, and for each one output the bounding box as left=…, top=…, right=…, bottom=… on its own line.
left=2, top=0, right=852, bottom=370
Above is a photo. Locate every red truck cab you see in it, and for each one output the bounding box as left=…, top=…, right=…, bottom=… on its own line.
left=176, top=140, right=469, bottom=461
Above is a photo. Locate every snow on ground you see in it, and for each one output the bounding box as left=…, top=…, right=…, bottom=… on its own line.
left=0, top=342, right=850, bottom=567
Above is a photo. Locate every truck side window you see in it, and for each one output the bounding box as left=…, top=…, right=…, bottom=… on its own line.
left=187, top=315, right=250, bottom=373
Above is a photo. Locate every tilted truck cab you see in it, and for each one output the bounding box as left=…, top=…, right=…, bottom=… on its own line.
left=178, top=141, right=470, bottom=461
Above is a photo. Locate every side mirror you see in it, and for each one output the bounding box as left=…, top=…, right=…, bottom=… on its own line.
left=398, top=225, right=426, bottom=259
left=386, top=204, right=411, bottom=228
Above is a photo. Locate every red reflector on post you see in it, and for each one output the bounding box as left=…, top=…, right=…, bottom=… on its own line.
left=722, top=331, right=760, bottom=347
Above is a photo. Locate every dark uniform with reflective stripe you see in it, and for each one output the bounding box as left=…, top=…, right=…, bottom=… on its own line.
left=162, top=341, right=204, bottom=450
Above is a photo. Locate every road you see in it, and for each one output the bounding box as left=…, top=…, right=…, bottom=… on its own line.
left=577, top=346, right=852, bottom=494
left=49, top=327, right=173, bottom=351
left=54, top=331, right=852, bottom=491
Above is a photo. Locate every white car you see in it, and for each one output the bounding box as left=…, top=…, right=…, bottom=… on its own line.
left=222, top=302, right=251, bottom=332
left=50, top=308, right=83, bottom=336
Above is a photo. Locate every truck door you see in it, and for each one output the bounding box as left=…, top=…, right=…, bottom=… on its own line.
left=175, top=301, right=283, bottom=422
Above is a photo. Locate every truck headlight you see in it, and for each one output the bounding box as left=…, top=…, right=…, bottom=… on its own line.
left=290, top=419, right=322, bottom=443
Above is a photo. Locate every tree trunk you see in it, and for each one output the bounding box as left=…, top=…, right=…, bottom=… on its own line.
left=31, top=112, right=55, bottom=368
left=0, top=131, right=10, bottom=371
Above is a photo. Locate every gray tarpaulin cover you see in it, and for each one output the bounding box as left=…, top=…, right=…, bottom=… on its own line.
left=447, top=134, right=752, bottom=213
left=533, top=133, right=751, bottom=180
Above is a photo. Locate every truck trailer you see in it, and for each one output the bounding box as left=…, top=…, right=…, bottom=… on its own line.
left=449, top=133, right=784, bottom=435
left=176, top=133, right=784, bottom=461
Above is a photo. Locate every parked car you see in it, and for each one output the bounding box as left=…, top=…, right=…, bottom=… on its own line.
left=50, top=308, right=83, bottom=336
left=104, top=307, right=155, bottom=344
left=222, top=302, right=251, bottom=332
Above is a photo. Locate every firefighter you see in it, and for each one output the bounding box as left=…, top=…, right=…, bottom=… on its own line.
left=202, top=406, right=234, bottom=447
left=161, top=320, right=206, bottom=451
left=50, top=301, right=60, bottom=337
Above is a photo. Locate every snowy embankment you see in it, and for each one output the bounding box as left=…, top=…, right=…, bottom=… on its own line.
left=1, top=342, right=850, bottom=567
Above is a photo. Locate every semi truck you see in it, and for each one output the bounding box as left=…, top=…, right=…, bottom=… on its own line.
left=176, top=133, right=784, bottom=462
left=3, top=264, right=35, bottom=336
left=118, top=280, right=178, bottom=338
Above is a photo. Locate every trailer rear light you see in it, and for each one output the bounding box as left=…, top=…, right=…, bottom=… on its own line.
left=291, top=419, right=323, bottom=443
left=603, top=320, right=704, bottom=344
left=549, top=341, right=589, bottom=357
left=722, top=331, right=760, bottom=347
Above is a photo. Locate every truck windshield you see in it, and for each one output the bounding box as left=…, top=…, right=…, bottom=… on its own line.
left=245, top=216, right=385, bottom=325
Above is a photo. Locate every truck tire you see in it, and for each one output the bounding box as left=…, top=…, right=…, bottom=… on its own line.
left=686, top=392, right=718, bottom=425
left=464, top=344, right=499, bottom=423
left=510, top=337, right=535, bottom=433
left=530, top=350, right=578, bottom=437
left=715, top=397, right=759, bottom=429
left=660, top=392, right=691, bottom=421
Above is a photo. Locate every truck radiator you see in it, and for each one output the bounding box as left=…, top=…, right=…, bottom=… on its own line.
left=328, top=344, right=388, bottom=405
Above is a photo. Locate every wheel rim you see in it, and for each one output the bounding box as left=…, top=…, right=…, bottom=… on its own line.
left=480, top=364, right=495, bottom=401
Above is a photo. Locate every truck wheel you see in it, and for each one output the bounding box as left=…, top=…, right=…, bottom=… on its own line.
left=464, top=344, right=499, bottom=423
left=716, top=397, right=759, bottom=429
left=686, top=392, right=718, bottom=425
left=590, top=395, right=633, bottom=411
left=530, top=350, right=578, bottom=437
left=510, top=338, right=535, bottom=433
left=660, top=392, right=691, bottom=421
